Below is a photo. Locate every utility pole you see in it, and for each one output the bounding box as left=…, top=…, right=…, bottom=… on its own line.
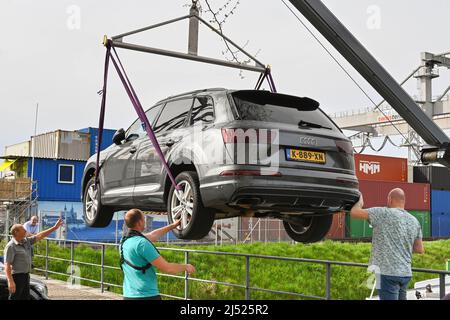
left=29, top=103, right=39, bottom=220
left=5, top=207, right=10, bottom=241
left=30, top=103, right=39, bottom=184
left=188, top=1, right=199, bottom=55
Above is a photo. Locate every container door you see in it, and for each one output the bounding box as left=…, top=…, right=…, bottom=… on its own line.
left=432, top=212, right=450, bottom=237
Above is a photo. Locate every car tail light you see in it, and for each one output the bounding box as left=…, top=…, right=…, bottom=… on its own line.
left=335, top=140, right=354, bottom=154
left=221, top=128, right=277, bottom=145
left=219, top=170, right=282, bottom=177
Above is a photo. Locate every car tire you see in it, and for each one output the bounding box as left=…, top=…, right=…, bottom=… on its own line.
left=83, top=176, right=115, bottom=227
left=283, top=214, right=333, bottom=243
left=167, top=171, right=215, bottom=240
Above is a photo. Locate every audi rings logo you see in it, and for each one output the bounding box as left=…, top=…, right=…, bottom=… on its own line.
left=300, top=137, right=317, bottom=146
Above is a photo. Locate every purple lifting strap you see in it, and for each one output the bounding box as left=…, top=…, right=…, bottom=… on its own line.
left=94, top=45, right=111, bottom=188
left=94, top=42, right=180, bottom=192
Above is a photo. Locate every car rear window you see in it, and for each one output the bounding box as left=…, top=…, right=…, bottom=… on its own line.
left=232, top=91, right=338, bottom=131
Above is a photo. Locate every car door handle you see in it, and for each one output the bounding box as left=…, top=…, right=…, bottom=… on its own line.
left=129, top=146, right=137, bottom=154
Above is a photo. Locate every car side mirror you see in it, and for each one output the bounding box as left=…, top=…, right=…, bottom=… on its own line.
left=112, top=128, right=125, bottom=145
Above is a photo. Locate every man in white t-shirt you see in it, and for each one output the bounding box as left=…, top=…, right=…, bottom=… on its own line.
left=23, top=216, right=40, bottom=264
left=23, top=216, right=39, bottom=236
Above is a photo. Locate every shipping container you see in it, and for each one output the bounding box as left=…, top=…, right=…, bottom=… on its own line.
left=431, top=190, right=450, bottom=213
left=77, top=127, right=116, bottom=156
left=431, top=190, right=450, bottom=237
left=409, top=211, right=431, bottom=238
left=346, top=214, right=373, bottom=238
left=359, top=180, right=430, bottom=211
left=326, top=211, right=346, bottom=239
left=414, top=166, right=450, bottom=191
left=32, top=130, right=90, bottom=160
left=4, top=141, right=30, bottom=157
left=58, top=131, right=91, bottom=160
left=347, top=211, right=431, bottom=238
left=5, top=128, right=113, bottom=161
left=27, top=158, right=85, bottom=201
left=431, top=212, right=450, bottom=237
left=354, top=154, right=407, bottom=182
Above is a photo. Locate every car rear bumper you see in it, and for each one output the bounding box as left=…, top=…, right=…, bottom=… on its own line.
left=200, top=169, right=359, bottom=214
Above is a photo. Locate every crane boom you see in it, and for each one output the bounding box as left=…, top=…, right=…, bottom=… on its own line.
left=288, top=0, right=450, bottom=167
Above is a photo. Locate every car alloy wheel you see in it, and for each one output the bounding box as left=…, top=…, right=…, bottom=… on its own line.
left=170, top=180, right=195, bottom=230
left=85, top=184, right=99, bottom=222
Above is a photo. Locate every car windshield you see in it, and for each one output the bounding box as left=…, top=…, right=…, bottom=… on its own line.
left=232, top=92, right=338, bottom=131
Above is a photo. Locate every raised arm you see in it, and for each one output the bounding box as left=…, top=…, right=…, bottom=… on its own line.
left=144, top=220, right=181, bottom=242
left=350, top=193, right=369, bottom=220
left=35, top=218, right=63, bottom=242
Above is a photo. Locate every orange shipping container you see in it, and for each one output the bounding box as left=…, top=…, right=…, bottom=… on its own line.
left=354, top=154, right=407, bottom=182
left=326, top=211, right=346, bottom=240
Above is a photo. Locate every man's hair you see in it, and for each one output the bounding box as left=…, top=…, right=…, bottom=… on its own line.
left=10, top=224, right=24, bottom=236
left=125, top=209, right=144, bottom=228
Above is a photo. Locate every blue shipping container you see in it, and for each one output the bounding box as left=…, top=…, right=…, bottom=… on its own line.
left=28, top=158, right=85, bottom=201
left=431, top=190, right=450, bottom=237
left=78, top=127, right=116, bottom=157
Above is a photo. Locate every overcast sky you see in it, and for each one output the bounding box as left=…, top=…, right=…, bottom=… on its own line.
left=1, top=0, right=449, bottom=162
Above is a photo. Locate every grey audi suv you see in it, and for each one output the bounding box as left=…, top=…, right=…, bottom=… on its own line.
left=82, top=88, right=359, bottom=242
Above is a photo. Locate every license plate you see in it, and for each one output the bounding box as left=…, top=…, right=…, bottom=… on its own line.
left=286, top=148, right=326, bottom=164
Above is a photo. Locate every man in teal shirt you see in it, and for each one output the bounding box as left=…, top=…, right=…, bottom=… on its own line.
left=121, top=209, right=196, bottom=300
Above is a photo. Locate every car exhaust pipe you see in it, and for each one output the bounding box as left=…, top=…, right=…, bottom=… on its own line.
left=236, top=197, right=262, bottom=207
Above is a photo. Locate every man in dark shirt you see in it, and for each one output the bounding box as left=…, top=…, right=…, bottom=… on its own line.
left=4, top=219, right=63, bottom=300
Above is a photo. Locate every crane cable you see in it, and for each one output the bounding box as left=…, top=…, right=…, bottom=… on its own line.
left=280, top=0, right=421, bottom=159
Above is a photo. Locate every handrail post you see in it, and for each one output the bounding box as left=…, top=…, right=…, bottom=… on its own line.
left=184, top=251, right=189, bottom=300
left=325, top=263, right=331, bottom=300
left=439, top=273, right=446, bottom=299
left=70, top=242, right=74, bottom=286
left=45, top=239, right=49, bottom=280
left=101, top=244, right=105, bottom=293
left=245, top=256, right=251, bottom=300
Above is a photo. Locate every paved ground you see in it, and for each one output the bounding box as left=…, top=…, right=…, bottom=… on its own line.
left=32, top=275, right=122, bottom=300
